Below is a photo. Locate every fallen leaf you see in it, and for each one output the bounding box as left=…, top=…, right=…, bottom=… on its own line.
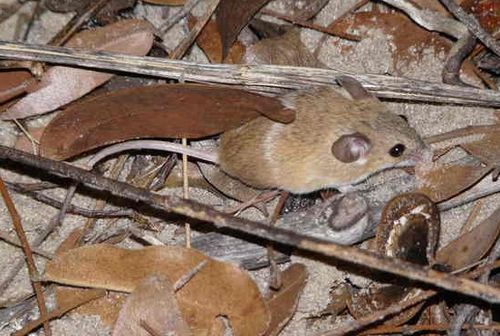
left=188, top=16, right=245, bottom=63
left=216, top=0, right=271, bottom=59
left=112, top=274, right=191, bottom=336
left=461, top=0, right=499, bottom=32
left=265, top=264, right=307, bottom=336
left=416, top=162, right=491, bottom=202
left=0, top=70, right=35, bottom=104
left=436, top=206, right=500, bottom=270
left=461, top=132, right=500, bottom=168
left=1, top=19, right=155, bottom=120
left=45, top=244, right=270, bottom=335
left=39, top=83, right=294, bottom=160
left=14, top=127, right=44, bottom=153
left=56, top=287, right=127, bottom=327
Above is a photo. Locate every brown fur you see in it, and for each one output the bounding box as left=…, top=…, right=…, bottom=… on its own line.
left=219, top=86, right=426, bottom=194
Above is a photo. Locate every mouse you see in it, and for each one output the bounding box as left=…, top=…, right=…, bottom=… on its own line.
left=87, top=76, right=429, bottom=194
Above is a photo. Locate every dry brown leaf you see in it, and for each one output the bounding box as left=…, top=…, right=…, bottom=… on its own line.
left=416, top=162, right=491, bottom=202
left=436, top=206, right=500, bottom=270
left=265, top=264, right=307, bottom=336
left=14, top=126, right=44, bottom=153
left=0, top=70, right=35, bottom=104
left=1, top=19, right=154, bottom=120
left=112, top=274, right=191, bottom=336
left=216, top=0, right=271, bottom=59
left=44, top=244, right=270, bottom=335
left=143, top=0, right=185, bottom=5
left=56, top=287, right=127, bottom=327
left=39, top=83, right=294, bottom=160
left=461, top=132, right=500, bottom=168
left=188, top=16, right=245, bottom=63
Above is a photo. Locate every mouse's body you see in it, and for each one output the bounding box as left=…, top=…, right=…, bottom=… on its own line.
left=219, top=80, right=427, bottom=194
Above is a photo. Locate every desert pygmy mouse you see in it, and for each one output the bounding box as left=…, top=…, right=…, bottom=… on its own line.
left=90, top=76, right=428, bottom=193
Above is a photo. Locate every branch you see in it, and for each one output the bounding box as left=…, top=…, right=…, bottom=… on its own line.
left=0, top=41, right=499, bottom=106
left=1, top=145, right=500, bottom=304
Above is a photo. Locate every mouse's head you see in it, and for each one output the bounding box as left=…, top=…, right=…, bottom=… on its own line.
left=329, top=76, right=430, bottom=187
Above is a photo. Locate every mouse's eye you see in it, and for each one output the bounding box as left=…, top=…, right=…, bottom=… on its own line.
left=389, top=144, right=406, bottom=157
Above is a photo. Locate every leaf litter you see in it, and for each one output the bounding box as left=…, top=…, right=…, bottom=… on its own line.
left=0, top=0, right=500, bottom=335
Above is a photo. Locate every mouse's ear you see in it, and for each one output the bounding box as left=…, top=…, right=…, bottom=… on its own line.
left=332, top=132, right=372, bottom=163
left=336, top=75, right=376, bottom=100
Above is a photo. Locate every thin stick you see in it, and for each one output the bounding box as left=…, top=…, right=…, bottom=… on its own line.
left=12, top=289, right=106, bottom=336
left=425, top=124, right=500, bottom=144
left=182, top=138, right=191, bottom=248
left=360, top=322, right=500, bottom=335
left=0, top=229, right=53, bottom=259
left=0, top=176, right=51, bottom=335
left=1, top=145, right=500, bottom=304
left=0, top=41, right=500, bottom=106
left=260, top=8, right=361, bottom=41
left=439, top=0, right=500, bottom=57
left=169, top=0, right=220, bottom=60
left=158, top=0, right=202, bottom=34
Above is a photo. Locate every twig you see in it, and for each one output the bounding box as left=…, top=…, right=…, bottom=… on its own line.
left=1, top=146, right=500, bottom=304
left=0, top=176, right=50, bottom=335
left=0, top=41, right=500, bottom=106
left=5, top=181, right=134, bottom=218
left=318, top=290, right=436, bottom=336
left=0, top=229, right=53, bottom=259
left=12, top=289, right=106, bottom=336
left=174, top=260, right=208, bottom=291
left=260, top=8, right=361, bottom=41
left=169, top=0, right=220, bottom=59
left=442, top=32, right=477, bottom=86
left=439, top=0, right=500, bottom=57
left=425, top=124, right=500, bottom=144
left=158, top=0, right=202, bottom=35
left=359, top=322, right=500, bottom=335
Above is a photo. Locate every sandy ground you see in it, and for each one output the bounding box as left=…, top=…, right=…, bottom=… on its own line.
left=0, top=0, right=498, bottom=335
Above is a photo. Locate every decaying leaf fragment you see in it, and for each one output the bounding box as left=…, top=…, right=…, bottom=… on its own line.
left=348, top=193, right=440, bottom=326
left=436, top=206, right=500, bottom=270
left=265, top=263, right=308, bottom=336
left=44, top=244, right=270, bottom=335
left=416, top=162, right=491, bottom=202
left=39, top=83, right=294, bottom=160
left=216, top=0, right=271, bottom=59
left=112, top=274, right=191, bottom=336
left=1, top=19, right=155, bottom=120
left=0, top=70, right=35, bottom=104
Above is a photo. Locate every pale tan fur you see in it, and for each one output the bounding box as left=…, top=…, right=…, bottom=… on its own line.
left=219, top=87, right=426, bottom=194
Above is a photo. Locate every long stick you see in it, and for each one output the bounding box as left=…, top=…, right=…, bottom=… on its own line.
left=1, top=145, right=500, bottom=304
left=0, top=40, right=499, bottom=106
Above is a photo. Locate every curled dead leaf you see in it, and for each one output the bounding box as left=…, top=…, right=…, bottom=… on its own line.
left=1, top=19, right=155, bottom=120
left=436, top=206, right=500, bottom=270
left=416, top=162, right=491, bottom=202
left=0, top=70, right=35, bottom=104
left=39, top=83, right=294, bottom=160
left=216, top=0, right=271, bottom=59
left=44, top=244, right=270, bottom=335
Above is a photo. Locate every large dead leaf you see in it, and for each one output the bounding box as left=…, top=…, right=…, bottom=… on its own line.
left=39, top=83, right=294, bottom=160
left=436, top=206, right=500, bottom=270
left=216, top=0, right=271, bottom=59
left=0, top=70, right=35, bottom=104
left=44, top=245, right=270, bottom=335
left=112, top=274, right=191, bottom=336
left=1, top=19, right=155, bottom=120
left=416, top=162, right=491, bottom=202
left=265, top=264, right=307, bottom=336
